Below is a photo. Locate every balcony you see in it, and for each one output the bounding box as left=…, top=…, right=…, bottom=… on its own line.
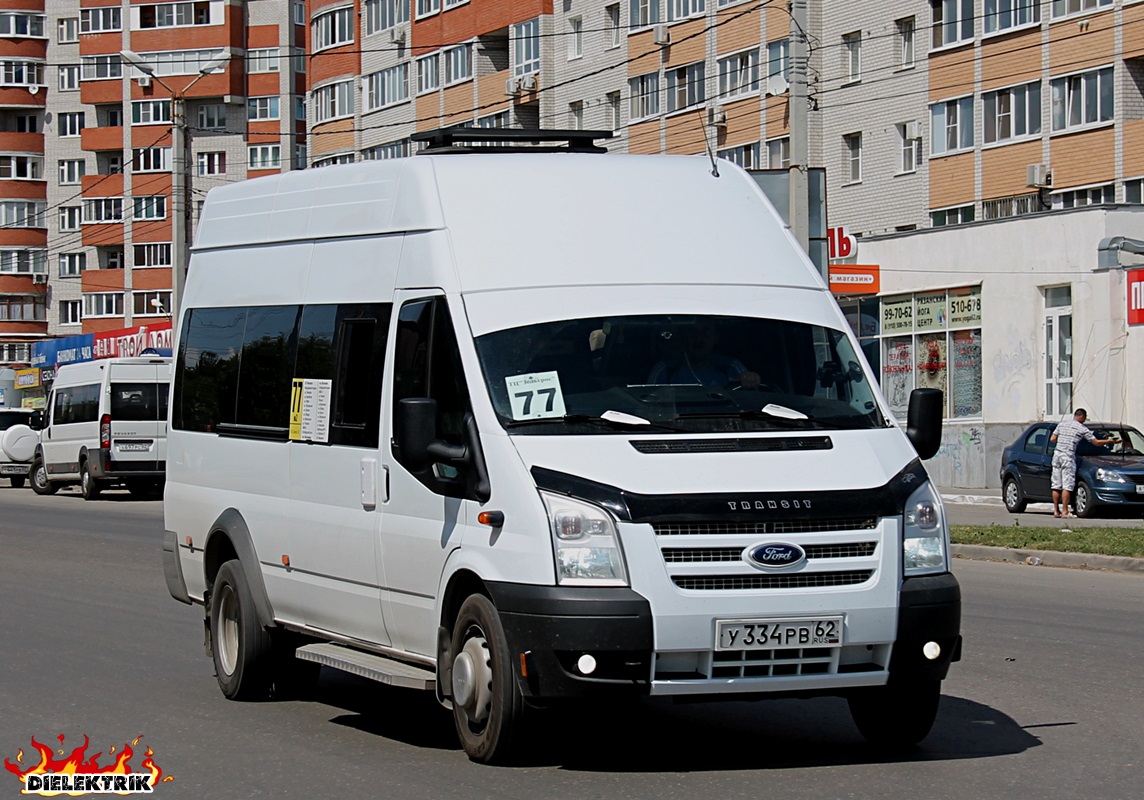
left=81, top=125, right=125, bottom=152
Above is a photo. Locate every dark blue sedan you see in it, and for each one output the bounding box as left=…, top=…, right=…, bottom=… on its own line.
left=1000, top=422, right=1144, bottom=517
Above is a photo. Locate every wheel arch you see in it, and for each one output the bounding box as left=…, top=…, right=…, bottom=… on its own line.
left=204, top=508, right=276, bottom=629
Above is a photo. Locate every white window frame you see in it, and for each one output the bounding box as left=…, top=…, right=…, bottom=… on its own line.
left=134, top=243, right=173, bottom=267
left=60, top=299, right=82, bottom=325
left=607, top=91, right=622, bottom=130
left=58, top=112, right=85, bottom=137
left=80, top=55, right=124, bottom=81
left=843, top=133, right=862, bottom=184
left=60, top=207, right=82, bottom=232
left=568, top=17, right=583, bottom=60
left=930, top=203, right=975, bottom=226
left=137, top=2, right=215, bottom=30
left=312, top=5, right=354, bottom=51
left=364, top=0, right=409, bottom=35
left=899, top=124, right=919, bottom=173
left=313, top=81, right=354, bottom=123
left=82, top=198, right=124, bottom=224
left=0, top=155, right=42, bottom=180
left=629, top=0, right=660, bottom=29
left=1, top=60, right=45, bottom=88
left=197, top=104, right=227, bottom=129
left=717, top=142, right=760, bottom=170
left=362, top=141, right=410, bottom=160
left=444, top=44, right=472, bottom=86
left=931, top=0, right=974, bottom=49
left=767, top=136, right=791, bottom=169
left=58, top=159, right=85, bottom=185
left=1050, top=0, right=1112, bottom=19
left=718, top=49, right=759, bottom=100
left=605, top=5, right=621, bottom=49
left=247, top=48, right=279, bottom=73
left=416, top=0, right=442, bottom=19
left=930, top=95, right=974, bottom=155
left=59, top=253, right=86, bottom=278
left=247, top=96, right=280, bottom=121
left=0, top=248, right=45, bottom=274
left=1050, top=66, right=1114, bottom=133
left=984, top=81, right=1042, bottom=144
left=133, top=196, right=167, bottom=221
left=124, top=49, right=226, bottom=78
left=843, top=31, right=862, bottom=83
left=133, top=290, right=172, bottom=317
left=248, top=145, right=281, bottom=170
left=80, top=7, right=122, bottom=34
left=629, top=72, right=660, bottom=120
left=365, top=65, right=409, bottom=111
left=58, top=65, right=80, bottom=91
left=897, top=17, right=915, bottom=69
left=58, top=17, right=78, bottom=43
left=196, top=151, right=225, bottom=175
left=132, top=100, right=171, bottom=125
left=666, top=62, right=705, bottom=114
left=984, top=0, right=1040, bottom=35
left=668, top=0, right=706, bottom=22
left=417, top=54, right=440, bottom=94
left=513, top=19, right=540, bottom=77
left=83, top=293, right=125, bottom=319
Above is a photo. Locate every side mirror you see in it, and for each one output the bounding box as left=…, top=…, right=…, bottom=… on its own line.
left=906, top=388, right=943, bottom=460
left=28, top=411, right=45, bottom=431
left=395, top=398, right=491, bottom=501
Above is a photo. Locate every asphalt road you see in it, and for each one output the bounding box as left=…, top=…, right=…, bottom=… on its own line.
left=2, top=485, right=1142, bottom=800
left=944, top=493, right=1144, bottom=528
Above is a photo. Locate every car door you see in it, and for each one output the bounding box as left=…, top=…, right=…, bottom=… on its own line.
left=1021, top=425, right=1053, bottom=500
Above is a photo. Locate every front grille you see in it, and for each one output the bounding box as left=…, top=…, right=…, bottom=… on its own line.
left=662, top=542, right=876, bottom=563
left=653, top=518, right=876, bottom=536
left=711, top=647, right=834, bottom=678
left=673, top=570, right=873, bottom=591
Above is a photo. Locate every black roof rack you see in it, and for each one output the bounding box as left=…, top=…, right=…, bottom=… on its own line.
left=411, top=127, right=614, bottom=154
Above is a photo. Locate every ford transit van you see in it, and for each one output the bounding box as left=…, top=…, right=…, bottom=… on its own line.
left=163, top=129, right=959, bottom=764
left=30, top=357, right=171, bottom=499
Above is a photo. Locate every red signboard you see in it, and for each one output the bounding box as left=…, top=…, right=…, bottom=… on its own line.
left=1129, top=268, right=1144, bottom=326
left=92, top=322, right=173, bottom=359
left=828, top=264, right=881, bottom=295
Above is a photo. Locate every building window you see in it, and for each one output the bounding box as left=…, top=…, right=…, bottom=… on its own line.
left=417, top=54, right=439, bottom=93
left=1126, top=179, right=1144, bottom=204
left=58, top=112, right=85, bottom=137
left=0, top=248, right=45, bottom=274
left=80, top=7, right=121, bottom=33
left=568, top=101, right=584, bottom=130
left=416, top=0, right=441, bottom=17
left=247, top=96, right=280, bottom=121
left=294, top=2, right=305, bottom=25
left=668, top=0, right=705, bottom=21
left=133, top=196, right=167, bottom=220
left=103, top=249, right=125, bottom=270
left=60, top=207, right=82, bottom=232
left=568, top=17, right=583, bottom=59
left=0, top=12, right=44, bottom=37
left=0, top=155, right=42, bottom=180
left=1050, top=0, right=1112, bottom=19
left=767, top=137, right=790, bottom=169
left=312, top=6, right=354, bottom=51
left=133, top=243, right=171, bottom=267
left=930, top=96, right=974, bottom=154
left=718, top=49, right=760, bottom=100
left=766, top=39, right=790, bottom=93
left=896, top=17, right=915, bottom=68
left=843, top=133, right=862, bottom=183
left=295, top=97, right=306, bottom=120
left=605, top=5, right=621, bottom=48
left=138, top=2, right=213, bottom=29
left=1051, top=67, right=1114, bottom=132
left=607, top=91, right=622, bottom=130
left=931, top=0, right=974, bottom=48
left=123, top=48, right=225, bottom=77
left=984, top=81, right=1042, bottom=143
left=82, top=198, right=124, bottom=223
left=60, top=300, right=82, bottom=325
left=930, top=204, right=975, bottom=226
left=629, top=72, right=659, bottom=120
left=58, top=159, right=84, bottom=184
left=0, top=201, right=45, bottom=227
left=248, top=145, right=281, bottom=170
left=899, top=123, right=919, bottom=173
left=2, top=61, right=45, bottom=87
left=132, top=100, right=171, bottom=125
left=313, top=154, right=355, bottom=168
left=514, top=19, right=540, bottom=76
left=666, top=63, right=704, bottom=113
left=247, top=48, right=279, bottom=73
left=134, top=291, right=172, bottom=316
left=1051, top=183, right=1114, bottom=209
left=313, top=81, right=354, bottom=122
left=293, top=47, right=306, bottom=73
left=83, top=293, right=124, bottom=318
left=80, top=55, right=123, bottom=81
left=444, top=44, right=472, bottom=85
left=133, top=147, right=171, bottom=172
left=362, top=141, right=410, bottom=160
left=197, top=152, right=226, bottom=175
left=365, top=65, right=409, bottom=110
left=877, top=287, right=982, bottom=420
left=843, top=31, right=862, bottom=83
left=293, top=144, right=307, bottom=169
left=0, top=298, right=45, bottom=322
left=717, top=143, right=760, bottom=170
left=985, top=0, right=1040, bottom=34
left=629, top=0, right=660, bottom=29
left=58, top=17, right=78, bottom=43
left=365, top=0, right=408, bottom=34
left=197, top=104, right=226, bottom=129
left=58, top=65, right=80, bottom=91
left=59, top=253, right=86, bottom=278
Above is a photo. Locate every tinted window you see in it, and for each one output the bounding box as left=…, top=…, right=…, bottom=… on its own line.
left=1024, top=428, right=1048, bottom=455
left=234, top=305, right=300, bottom=430
left=53, top=383, right=99, bottom=425
left=174, top=307, right=245, bottom=432
left=111, top=383, right=164, bottom=421
left=0, top=411, right=29, bottom=430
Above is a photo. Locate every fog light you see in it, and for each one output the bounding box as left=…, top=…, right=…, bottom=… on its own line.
left=923, top=641, right=941, bottom=661
left=577, top=654, right=597, bottom=675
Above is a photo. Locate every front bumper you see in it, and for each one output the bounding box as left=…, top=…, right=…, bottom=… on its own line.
left=888, top=572, right=962, bottom=683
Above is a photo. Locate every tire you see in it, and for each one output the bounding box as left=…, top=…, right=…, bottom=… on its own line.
left=268, top=630, right=321, bottom=700
left=1074, top=480, right=1096, bottom=518
left=210, top=559, right=273, bottom=700
left=9, top=476, right=25, bottom=489
left=1002, top=477, right=1027, bottom=514
left=80, top=461, right=101, bottom=501
left=449, top=594, right=525, bottom=764
left=127, top=479, right=162, bottom=499
left=30, top=457, right=58, bottom=496
left=848, top=678, right=942, bottom=750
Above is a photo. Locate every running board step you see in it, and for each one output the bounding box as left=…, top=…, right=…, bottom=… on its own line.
left=296, top=643, right=435, bottom=690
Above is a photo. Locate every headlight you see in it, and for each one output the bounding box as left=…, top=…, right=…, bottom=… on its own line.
left=1095, top=468, right=1127, bottom=483
left=902, top=480, right=949, bottom=576
left=540, top=491, right=628, bottom=586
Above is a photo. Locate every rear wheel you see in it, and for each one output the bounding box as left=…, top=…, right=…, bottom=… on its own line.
left=9, top=476, right=25, bottom=489
left=1002, top=477, right=1027, bottom=514
left=848, top=678, right=942, bottom=750
left=210, top=560, right=273, bottom=700
left=80, top=461, right=101, bottom=501
left=450, top=594, right=524, bottom=764
left=30, top=457, right=58, bottom=496
left=1074, top=480, right=1096, bottom=518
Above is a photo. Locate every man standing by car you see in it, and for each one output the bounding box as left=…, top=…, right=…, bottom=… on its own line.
left=1050, top=409, right=1120, bottom=518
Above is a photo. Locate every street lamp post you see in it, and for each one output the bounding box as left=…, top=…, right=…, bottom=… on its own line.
left=118, top=50, right=230, bottom=324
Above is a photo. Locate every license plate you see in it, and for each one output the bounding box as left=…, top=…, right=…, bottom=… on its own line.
left=117, top=442, right=151, bottom=452
left=1136, top=485, right=1144, bottom=494
left=0, top=464, right=28, bottom=475
left=716, top=617, right=842, bottom=651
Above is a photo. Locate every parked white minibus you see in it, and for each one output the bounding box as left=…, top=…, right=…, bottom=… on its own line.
left=163, top=129, right=960, bottom=763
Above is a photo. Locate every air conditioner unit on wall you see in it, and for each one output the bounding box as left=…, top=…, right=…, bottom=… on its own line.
left=389, top=26, right=406, bottom=45
left=707, top=106, right=727, bottom=127
left=903, top=121, right=920, bottom=140
left=137, top=75, right=151, bottom=88
left=519, top=73, right=537, bottom=92
left=505, top=77, right=521, bottom=96
left=1027, top=163, right=1052, bottom=188
left=653, top=24, right=670, bottom=45
left=32, top=274, right=47, bottom=284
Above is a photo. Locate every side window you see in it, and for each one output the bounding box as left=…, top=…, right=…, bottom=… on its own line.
left=1025, top=428, right=1047, bottom=455
left=295, top=302, right=391, bottom=447
left=53, top=388, right=71, bottom=425
left=174, top=307, right=247, bottom=432
left=391, top=297, right=474, bottom=495
left=72, top=384, right=100, bottom=423
left=234, top=305, right=300, bottom=431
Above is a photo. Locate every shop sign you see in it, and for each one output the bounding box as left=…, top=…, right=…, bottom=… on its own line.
left=827, top=226, right=857, bottom=259
left=14, top=368, right=40, bottom=389
left=22, top=395, right=46, bottom=409
left=40, top=366, right=55, bottom=384
left=92, top=322, right=173, bottom=359
left=828, top=264, right=880, bottom=295
left=1129, top=268, right=1144, bottom=326
left=882, top=296, right=913, bottom=334
left=914, top=292, right=948, bottom=331
left=948, top=286, right=982, bottom=327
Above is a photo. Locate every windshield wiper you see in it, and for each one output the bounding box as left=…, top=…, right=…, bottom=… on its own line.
left=505, top=411, right=685, bottom=432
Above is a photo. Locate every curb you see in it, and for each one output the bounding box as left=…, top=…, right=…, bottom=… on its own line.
left=951, top=543, right=1144, bottom=574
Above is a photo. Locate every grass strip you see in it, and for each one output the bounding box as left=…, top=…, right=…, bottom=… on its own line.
left=950, top=525, right=1144, bottom=559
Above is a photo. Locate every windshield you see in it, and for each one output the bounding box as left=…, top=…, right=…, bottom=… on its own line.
left=1079, top=426, right=1144, bottom=457
left=474, top=314, right=885, bottom=434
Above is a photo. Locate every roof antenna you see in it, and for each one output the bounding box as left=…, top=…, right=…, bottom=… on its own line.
left=696, top=107, right=719, bottom=177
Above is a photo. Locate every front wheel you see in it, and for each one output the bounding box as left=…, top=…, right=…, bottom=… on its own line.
left=30, top=457, right=58, bottom=495
left=80, top=461, right=101, bottom=501
left=848, top=678, right=942, bottom=750
left=1073, top=480, right=1096, bottom=518
left=450, top=594, right=524, bottom=764
left=210, top=560, right=273, bottom=700
left=1002, top=477, right=1027, bottom=514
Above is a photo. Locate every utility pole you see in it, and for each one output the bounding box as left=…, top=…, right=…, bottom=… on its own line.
left=118, top=50, right=230, bottom=322
left=789, top=0, right=818, bottom=278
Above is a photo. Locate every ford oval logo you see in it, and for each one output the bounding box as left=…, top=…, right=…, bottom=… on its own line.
left=745, top=543, right=806, bottom=570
